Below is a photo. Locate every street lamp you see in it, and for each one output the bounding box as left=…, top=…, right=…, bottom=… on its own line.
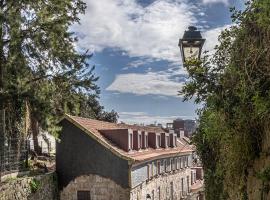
left=179, top=26, right=205, bottom=63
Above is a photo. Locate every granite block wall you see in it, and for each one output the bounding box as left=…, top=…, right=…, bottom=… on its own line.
left=0, top=172, right=57, bottom=200
left=60, top=174, right=129, bottom=200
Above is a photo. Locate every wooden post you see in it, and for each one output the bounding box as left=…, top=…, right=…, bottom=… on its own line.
left=25, top=140, right=29, bottom=168
left=0, top=36, right=5, bottom=181
left=0, top=109, right=5, bottom=181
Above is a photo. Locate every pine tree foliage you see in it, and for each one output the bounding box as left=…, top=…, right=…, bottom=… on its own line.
left=181, top=0, right=270, bottom=199
left=0, top=0, right=118, bottom=145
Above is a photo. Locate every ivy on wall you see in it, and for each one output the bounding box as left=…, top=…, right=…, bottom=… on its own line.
left=181, top=0, right=270, bottom=199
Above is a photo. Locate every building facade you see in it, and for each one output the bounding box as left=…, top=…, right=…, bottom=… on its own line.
left=56, top=115, right=204, bottom=200
left=29, top=131, right=56, bottom=155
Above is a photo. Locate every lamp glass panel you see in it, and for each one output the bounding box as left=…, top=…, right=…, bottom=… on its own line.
left=183, top=46, right=200, bottom=61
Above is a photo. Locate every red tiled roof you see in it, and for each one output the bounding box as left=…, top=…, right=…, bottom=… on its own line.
left=63, top=115, right=194, bottom=163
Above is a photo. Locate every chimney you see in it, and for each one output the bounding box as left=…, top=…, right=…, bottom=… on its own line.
left=142, top=131, right=148, bottom=149
left=180, top=130, right=185, bottom=139
left=161, top=132, right=169, bottom=148
left=129, top=130, right=133, bottom=151
left=148, top=132, right=159, bottom=149
left=101, top=129, right=132, bottom=152
left=133, top=130, right=142, bottom=150
left=169, top=132, right=177, bottom=148
left=166, top=123, right=173, bottom=129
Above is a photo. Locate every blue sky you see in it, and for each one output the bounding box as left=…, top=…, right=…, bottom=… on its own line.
left=74, top=0, right=245, bottom=125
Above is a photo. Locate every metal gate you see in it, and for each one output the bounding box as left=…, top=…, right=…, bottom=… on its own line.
left=0, top=138, right=29, bottom=181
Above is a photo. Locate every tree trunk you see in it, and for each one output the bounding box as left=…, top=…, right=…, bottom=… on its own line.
left=31, top=114, right=41, bottom=155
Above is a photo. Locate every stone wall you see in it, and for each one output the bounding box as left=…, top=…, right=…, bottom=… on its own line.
left=60, top=174, right=129, bottom=200
left=0, top=172, right=57, bottom=200
left=247, top=128, right=270, bottom=200
left=130, top=168, right=200, bottom=200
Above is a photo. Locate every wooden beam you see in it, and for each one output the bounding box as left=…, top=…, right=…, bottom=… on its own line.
left=0, top=108, right=5, bottom=181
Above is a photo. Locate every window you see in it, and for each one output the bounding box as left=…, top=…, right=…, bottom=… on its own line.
left=187, top=176, right=190, bottom=193
left=191, top=171, right=193, bottom=185
left=157, top=161, right=161, bottom=174
left=152, top=162, right=155, bottom=176
left=129, top=134, right=133, bottom=150
left=147, top=164, right=150, bottom=180
left=168, top=160, right=171, bottom=172
left=77, top=191, right=90, bottom=200
left=145, top=135, right=148, bottom=148
left=152, top=190, right=155, bottom=200
left=157, top=186, right=161, bottom=200
left=139, top=134, right=142, bottom=149
left=170, top=159, right=173, bottom=171
left=170, top=182, right=174, bottom=200
left=164, top=160, right=167, bottom=172
left=181, top=178, right=184, bottom=196
left=186, top=156, right=189, bottom=167
left=171, top=159, right=174, bottom=171
left=166, top=136, right=170, bottom=147
left=157, top=135, right=161, bottom=147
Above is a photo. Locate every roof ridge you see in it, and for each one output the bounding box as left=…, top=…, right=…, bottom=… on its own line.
left=66, top=114, right=117, bottom=126
left=66, top=114, right=164, bottom=132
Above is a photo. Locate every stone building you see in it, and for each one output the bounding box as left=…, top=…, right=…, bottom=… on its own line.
left=56, top=115, right=204, bottom=200
left=166, top=119, right=197, bottom=138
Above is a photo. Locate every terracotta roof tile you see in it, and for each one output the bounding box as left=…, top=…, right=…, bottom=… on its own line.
left=64, top=115, right=194, bottom=163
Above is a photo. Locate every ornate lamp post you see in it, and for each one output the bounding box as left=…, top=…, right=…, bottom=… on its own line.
left=179, top=26, right=205, bottom=63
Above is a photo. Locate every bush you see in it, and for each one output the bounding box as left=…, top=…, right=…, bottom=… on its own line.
left=30, top=178, right=41, bottom=193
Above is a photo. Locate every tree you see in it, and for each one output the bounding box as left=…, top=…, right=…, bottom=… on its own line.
left=78, top=94, right=118, bottom=123
left=181, top=0, right=270, bottom=199
left=0, top=0, right=118, bottom=154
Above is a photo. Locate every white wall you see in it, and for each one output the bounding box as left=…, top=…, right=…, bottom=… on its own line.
left=29, top=131, right=56, bottom=154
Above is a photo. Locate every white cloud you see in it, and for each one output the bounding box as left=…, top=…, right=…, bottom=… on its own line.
left=202, top=0, right=229, bottom=5
left=119, top=112, right=194, bottom=125
left=203, top=24, right=231, bottom=54
left=119, top=112, right=147, bottom=116
left=104, top=24, right=231, bottom=97
left=106, top=70, right=187, bottom=97
left=123, top=58, right=154, bottom=70
left=75, top=0, right=232, bottom=98
left=73, top=0, right=197, bottom=62
left=73, top=0, right=230, bottom=65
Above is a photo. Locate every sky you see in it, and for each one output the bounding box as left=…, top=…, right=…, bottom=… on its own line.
left=73, top=0, right=245, bottom=125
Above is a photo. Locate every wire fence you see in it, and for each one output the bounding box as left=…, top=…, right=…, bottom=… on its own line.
left=0, top=138, right=29, bottom=181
